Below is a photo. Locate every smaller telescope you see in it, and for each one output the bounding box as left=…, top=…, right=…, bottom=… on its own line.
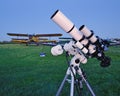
left=79, top=25, right=111, bottom=67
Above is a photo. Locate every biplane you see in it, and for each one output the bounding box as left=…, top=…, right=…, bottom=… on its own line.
left=7, top=33, right=62, bottom=46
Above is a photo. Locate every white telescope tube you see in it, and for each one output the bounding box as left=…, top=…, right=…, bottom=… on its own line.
left=51, top=10, right=83, bottom=41
left=79, top=25, right=97, bottom=43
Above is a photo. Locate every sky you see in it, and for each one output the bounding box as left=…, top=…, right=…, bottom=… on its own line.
left=0, top=0, right=120, bottom=41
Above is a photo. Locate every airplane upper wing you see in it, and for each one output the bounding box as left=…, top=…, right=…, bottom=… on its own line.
left=7, top=33, right=28, bottom=37
left=35, top=33, right=62, bottom=37
left=7, top=33, right=62, bottom=37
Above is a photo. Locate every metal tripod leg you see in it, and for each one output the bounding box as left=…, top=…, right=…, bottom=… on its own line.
left=56, top=68, right=71, bottom=96
left=70, top=69, right=75, bottom=96
left=77, top=67, right=96, bottom=96
left=82, top=76, right=96, bottom=96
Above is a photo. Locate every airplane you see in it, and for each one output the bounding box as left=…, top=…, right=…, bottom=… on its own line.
left=7, top=33, right=62, bottom=46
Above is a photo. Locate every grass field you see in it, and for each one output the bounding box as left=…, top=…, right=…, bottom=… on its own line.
left=0, top=44, right=120, bottom=96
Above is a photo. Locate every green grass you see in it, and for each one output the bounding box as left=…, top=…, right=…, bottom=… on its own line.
left=0, top=44, right=120, bottom=96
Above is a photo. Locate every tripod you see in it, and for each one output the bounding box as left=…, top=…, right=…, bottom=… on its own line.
left=56, top=53, right=96, bottom=96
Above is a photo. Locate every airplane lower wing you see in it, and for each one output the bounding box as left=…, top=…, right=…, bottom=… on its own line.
left=39, top=40, right=56, bottom=43
left=11, top=38, right=28, bottom=43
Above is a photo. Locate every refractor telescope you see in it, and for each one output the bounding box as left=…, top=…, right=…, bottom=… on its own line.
left=50, top=10, right=111, bottom=67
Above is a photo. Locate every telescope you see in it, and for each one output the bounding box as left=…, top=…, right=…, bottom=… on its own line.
left=51, top=10, right=111, bottom=67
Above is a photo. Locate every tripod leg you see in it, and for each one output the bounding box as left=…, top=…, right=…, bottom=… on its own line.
left=82, top=76, right=96, bottom=96
left=56, top=68, right=71, bottom=96
left=77, top=67, right=96, bottom=96
left=70, top=73, right=74, bottom=96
